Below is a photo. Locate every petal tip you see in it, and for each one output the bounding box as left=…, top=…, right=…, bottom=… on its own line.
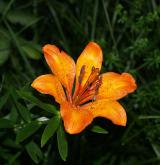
left=42, top=44, right=50, bottom=52
left=88, top=42, right=102, bottom=55
left=65, top=128, right=80, bottom=135
left=114, top=117, right=127, bottom=127
left=122, top=73, right=137, bottom=92
left=120, top=120, right=127, bottom=127
left=31, top=80, right=36, bottom=89
left=42, top=44, right=59, bottom=55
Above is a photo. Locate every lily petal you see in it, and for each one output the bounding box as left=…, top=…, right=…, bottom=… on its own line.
left=96, top=72, right=137, bottom=100
left=43, top=44, right=75, bottom=95
left=83, top=100, right=127, bottom=126
left=31, top=74, right=66, bottom=104
left=60, top=102, right=93, bottom=134
left=75, top=42, right=103, bottom=89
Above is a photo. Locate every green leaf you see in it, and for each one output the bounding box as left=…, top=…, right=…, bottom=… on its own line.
left=16, top=120, right=41, bottom=143
left=15, top=102, right=31, bottom=123
left=4, top=21, right=35, bottom=76
left=11, top=89, right=31, bottom=122
left=25, top=141, right=43, bottom=164
left=0, top=118, right=14, bottom=128
left=6, top=10, right=38, bottom=25
left=0, top=93, right=9, bottom=110
left=3, top=138, right=21, bottom=149
left=17, top=90, right=58, bottom=115
left=0, top=1, right=7, bottom=14
left=8, top=151, right=21, bottom=165
left=0, top=34, right=10, bottom=66
left=57, top=123, right=68, bottom=161
left=9, top=106, right=18, bottom=123
left=91, top=125, right=108, bottom=134
left=22, top=45, right=41, bottom=60
left=41, top=116, right=60, bottom=147
left=0, top=49, right=10, bottom=66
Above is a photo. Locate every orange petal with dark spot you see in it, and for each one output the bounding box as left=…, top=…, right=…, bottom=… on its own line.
left=60, top=102, right=93, bottom=134
left=75, top=42, right=103, bottom=92
left=96, top=72, right=137, bottom=101
left=31, top=74, right=66, bottom=104
left=83, top=100, right=127, bottom=126
left=43, top=44, right=75, bottom=95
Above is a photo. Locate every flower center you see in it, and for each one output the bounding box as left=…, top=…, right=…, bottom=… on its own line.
left=73, top=65, right=102, bottom=106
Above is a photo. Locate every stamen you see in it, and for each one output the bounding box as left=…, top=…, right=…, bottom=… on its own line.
left=92, top=76, right=102, bottom=101
left=78, top=66, right=100, bottom=96
left=78, top=65, right=85, bottom=84
left=73, top=66, right=102, bottom=106
left=73, top=65, right=86, bottom=100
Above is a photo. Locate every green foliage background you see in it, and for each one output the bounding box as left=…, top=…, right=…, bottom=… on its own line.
left=0, top=0, right=160, bottom=164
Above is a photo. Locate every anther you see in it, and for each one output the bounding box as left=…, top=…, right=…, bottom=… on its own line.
left=93, top=76, right=102, bottom=101
left=78, top=65, right=85, bottom=84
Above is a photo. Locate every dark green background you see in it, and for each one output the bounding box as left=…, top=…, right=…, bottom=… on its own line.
left=0, top=0, right=160, bottom=164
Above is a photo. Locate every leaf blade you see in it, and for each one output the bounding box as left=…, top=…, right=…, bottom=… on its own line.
left=57, top=123, right=68, bottom=161
left=41, top=115, right=60, bottom=147
left=17, top=90, right=58, bottom=115
left=16, top=120, right=41, bottom=143
left=25, top=141, right=43, bottom=164
left=91, top=125, right=108, bottom=134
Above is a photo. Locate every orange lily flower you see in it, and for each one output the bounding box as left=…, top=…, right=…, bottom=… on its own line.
left=31, top=42, right=137, bottom=134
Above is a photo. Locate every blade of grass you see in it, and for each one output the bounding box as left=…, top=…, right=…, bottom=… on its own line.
left=138, top=115, right=160, bottom=119
left=63, top=12, right=87, bottom=37
left=139, top=158, right=160, bottom=165
left=91, top=0, right=99, bottom=40
left=151, top=143, right=160, bottom=158
left=4, top=21, right=35, bottom=77
left=121, top=117, right=138, bottom=144
left=122, top=124, right=160, bottom=145
left=1, top=0, right=15, bottom=20
left=102, top=0, right=118, bottom=55
left=47, top=1, right=70, bottom=53
left=17, top=16, right=43, bottom=35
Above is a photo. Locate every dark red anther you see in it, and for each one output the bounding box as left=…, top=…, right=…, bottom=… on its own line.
left=93, top=76, right=102, bottom=101
left=78, top=65, right=85, bottom=84
left=73, top=65, right=102, bottom=105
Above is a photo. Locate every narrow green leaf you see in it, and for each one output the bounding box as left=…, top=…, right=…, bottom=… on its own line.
left=91, top=0, right=99, bottom=40
left=0, top=35, right=10, bottom=66
left=0, top=118, right=14, bottom=128
left=8, top=151, right=21, bottom=165
left=4, top=21, right=34, bottom=77
left=15, top=102, right=31, bottom=123
left=91, top=125, right=108, bottom=134
left=151, top=142, right=160, bottom=158
left=17, top=17, right=43, bottom=35
left=22, top=45, right=41, bottom=60
left=25, top=141, right=43, bottom=164
left=47, top=2, right=70, bottom=53
left=0, top=93, right=9, bottom=110
left=1, top=0, right=15, bottom=19
left=17, top=90, right=58, bottom=115
left=41, top=116, right=60, bottom=147
left=0, top=49, right=10, bottom=66
left=9, top=106, right=18, bottom=123
left=11, top=89, right=31, bottom=122
left=6, top=10, right=38, bottom=26
left=16, top=120, right=41, bottom=143
left=57, top=123, right=68, bottom=161
left=3, top=138, right=21, bottom=149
